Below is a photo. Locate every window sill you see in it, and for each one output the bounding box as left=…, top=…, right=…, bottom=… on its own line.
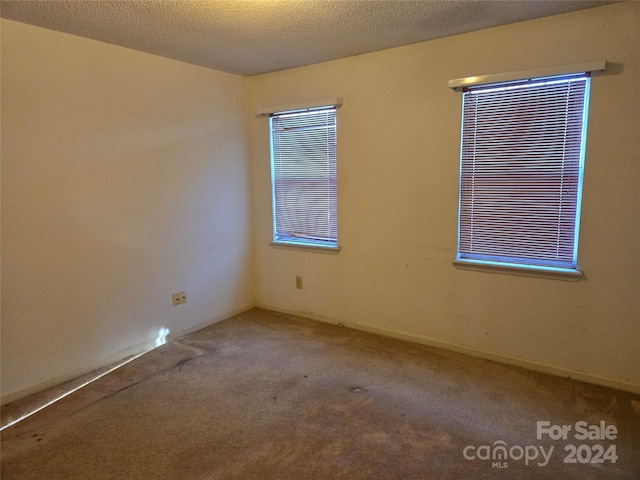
left=270, top=241, right=340, bottom=254
left=453, top=259, right=582, bottom=281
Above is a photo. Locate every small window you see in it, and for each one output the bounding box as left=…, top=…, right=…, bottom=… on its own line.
left=455, top=73, right=591, bottom=273
left=270, top=106, right=338, bottom=249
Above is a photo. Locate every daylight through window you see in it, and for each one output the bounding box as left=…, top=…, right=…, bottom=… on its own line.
left=270, top=106, right=338, bottom=248
left=455, top=73, right=591, bottom=272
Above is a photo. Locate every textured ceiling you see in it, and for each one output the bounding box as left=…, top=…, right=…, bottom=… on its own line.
left=1, top=0, right=613, bottom=76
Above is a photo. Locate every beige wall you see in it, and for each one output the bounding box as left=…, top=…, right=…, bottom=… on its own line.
left=1, top=20, right=253, bottom=402
left=247, top=3, right=640, bottom=391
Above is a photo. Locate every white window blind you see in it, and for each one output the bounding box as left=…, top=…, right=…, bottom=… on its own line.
left=457, top=73, right=590, bottom=270
left=270, top=107, right=337, bottom=247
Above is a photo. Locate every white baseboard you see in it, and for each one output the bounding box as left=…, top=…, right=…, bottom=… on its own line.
left=5, top=302, right=636, bottom=405
left=257, top=303, right=640, bottom=395
left=165, top=303, right=255, bottom=343
left=0, top=303, right=256, bottom=406
left=0, top=337, right=158, bottom=406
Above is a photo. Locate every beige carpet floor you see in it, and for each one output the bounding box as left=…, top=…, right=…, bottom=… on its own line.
left=2, top=308, right=639, bottom=479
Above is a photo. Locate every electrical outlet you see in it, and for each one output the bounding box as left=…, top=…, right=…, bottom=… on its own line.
left=295, top=276, right=303, bottom=289
left=172, top=291, right=187, bottom=306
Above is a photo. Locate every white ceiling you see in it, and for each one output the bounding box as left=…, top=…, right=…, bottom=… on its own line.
left=1, top=0, right=614, bottom=76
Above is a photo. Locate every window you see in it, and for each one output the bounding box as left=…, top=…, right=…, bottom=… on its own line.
left=269, top=106, right=338, bottom=249
left=453, top=69, right=596, bottom=275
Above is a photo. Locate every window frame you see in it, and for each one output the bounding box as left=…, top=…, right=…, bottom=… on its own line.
left=449, top=62, right=606, bottom=279
left=266, top=103, right=340, bottom=252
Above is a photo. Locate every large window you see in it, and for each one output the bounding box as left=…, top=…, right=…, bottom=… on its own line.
left=453, top=70, right=594, bottom=274
left=270, top=106, right=338, bottom=249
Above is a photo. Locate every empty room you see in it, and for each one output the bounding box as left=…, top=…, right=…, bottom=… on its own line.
left=1, top=1, right=639, bottom=478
